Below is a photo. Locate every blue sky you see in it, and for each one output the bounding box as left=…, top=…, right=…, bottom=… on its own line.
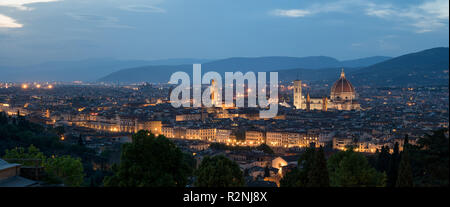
left=0, top=0, right=448, bottom=66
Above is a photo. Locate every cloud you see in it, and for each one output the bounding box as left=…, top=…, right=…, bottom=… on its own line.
left=120, top=5, right=166, bottom=13
left=67, top=13, right=115, bottom=22
left=271, top=9, right=311, bottom=18
left=0, top=14, right=23, bottom=28
left=366, top=0, right=449, bottom=33
left=270, top=0, right=362, bottom=18
left=0, top=0, right=60, bottom=11
left=419, top=0, right=449, bottom=19
left=271, top=0, right=449, bottom=33
left=365, top=3, right=394, bottom=18
left=67, top=13, right=134, bottom=29
left=0, top=0, right=60, bottom=28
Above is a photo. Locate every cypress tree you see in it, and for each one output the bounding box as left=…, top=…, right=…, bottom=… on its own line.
left=307, top=147, right=330, bottom=187
left=0, top=112, right=7, bottom=125
left=264, top=166, right=270, bottom=178
left=376, top=146, right=390, bottom=172
left=396, top=149, right=414, bottom=187
left=78, top=134, right=85, bottom=146
left=404, top=134, right=409, bottom=145
left=387, top=142, right=400, bottom=187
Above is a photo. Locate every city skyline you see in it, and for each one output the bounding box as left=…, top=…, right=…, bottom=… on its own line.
left=0, top=0, right=448, bottom=191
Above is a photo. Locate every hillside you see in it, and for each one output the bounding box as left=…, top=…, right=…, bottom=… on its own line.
left=0, top=58, right=212, bottom=82
left=349, top=47, right=449, bottom=86
left=99, top=56, right=389, bottom=83
left=341, top=56, right=391, bottom=68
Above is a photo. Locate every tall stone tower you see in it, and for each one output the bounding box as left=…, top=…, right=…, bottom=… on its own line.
left=293, top=80, right=302, bottom=109
left=211, top=79, right=216, bottom=106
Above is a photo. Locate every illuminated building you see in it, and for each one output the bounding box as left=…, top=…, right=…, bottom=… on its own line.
left=332, top=137, right=353, bottom=151
left=293, top=69, right=360, bottom=111
left=293, top=80, right=302, bottom=109
left=162, top=127, right=175, bottom=138
left=215, top=129, right=232, bottom=143
left=245, top=131, right=265, bottom=146
left=266, top=131, right=322, bottom=148
left=145, top=120, right=162, bottom=136
left=176, top=114, right=202, bottom=121
left=185, top=128, right=216, bottom=141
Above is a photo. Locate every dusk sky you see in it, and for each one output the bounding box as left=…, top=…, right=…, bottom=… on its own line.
left=0, top=0, right=448, bottom=66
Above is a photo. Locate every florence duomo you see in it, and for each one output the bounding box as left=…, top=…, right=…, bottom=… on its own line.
left=293, top=69, right=361, bottom=111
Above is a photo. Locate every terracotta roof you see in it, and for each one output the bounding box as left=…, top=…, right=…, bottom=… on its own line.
left=331, top=69, right=355, bottom=94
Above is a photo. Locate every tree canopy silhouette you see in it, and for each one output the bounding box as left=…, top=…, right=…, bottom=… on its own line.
left=195, top=155, right=245, bottom=187
left=104, top=130, right=193, bottom=187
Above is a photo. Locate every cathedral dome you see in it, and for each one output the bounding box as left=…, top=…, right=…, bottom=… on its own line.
left=330, top=69, right=355, bottom=100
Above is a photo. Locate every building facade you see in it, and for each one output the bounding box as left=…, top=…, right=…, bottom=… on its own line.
left=293, top=69, right=360, bottom=111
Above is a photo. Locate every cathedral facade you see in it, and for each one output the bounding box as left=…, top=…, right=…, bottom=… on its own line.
left=293, top=69, right=360, bottom=111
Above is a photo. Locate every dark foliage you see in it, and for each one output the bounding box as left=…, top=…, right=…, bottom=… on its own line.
left=103, top=130, right=193, bottom=187
left=195, top=155, right=245, bottom=187
left=209, top=143, right=274, bottom=154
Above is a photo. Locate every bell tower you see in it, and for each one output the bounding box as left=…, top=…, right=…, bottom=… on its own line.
left=293, top=80, right=302, bottom=109
left=211, top=79, right=216, bottom=106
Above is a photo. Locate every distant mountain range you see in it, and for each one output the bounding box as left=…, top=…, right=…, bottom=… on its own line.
left=340, top=56, right=392, bottom=68
left=99, top=48, right=449, bottom=87
left=0, top=58, right=212, bottom=82
left=98, top=56, right=391, bottom=83
left=1, top=47, right=448, bottom=87
left=274, top=47, right=449, bottom=87
left=0, top=55, right=390, bottom=82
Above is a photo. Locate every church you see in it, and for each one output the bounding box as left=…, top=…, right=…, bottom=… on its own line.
left=293, top=69, right=360, bottom=111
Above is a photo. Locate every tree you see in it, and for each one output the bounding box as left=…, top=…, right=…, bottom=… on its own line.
left=296, top=147, right=316, bottom=185
left=54, top=126, right=65, bottom=136
left=264, top=166, right=270, bottom=178
left=256, top=144, right=274, bottom=154
left=375, top=146, right=390, bottom=173
left=234, top=128, right=246, bottom=141
left=77, top=135, right=85, bottom=146
left=3, top=145, right=84, bottom=186
left=280, top=169, right=303, bottom=187
left=411, top=129, right=449, bottom=186
left=0, top=112, right=7, bottom=125
left=396, top=149, right=413, bottom=187
left=307, top=147, right=330, bottom=187
left=328, top=148, right=386, bottom=187
left=103, top=130, right=192, bottom=187
left=387, top=142, right=400, bottom=187
left=195, top=155, right=245, bottom=187
left=209, top=143, right=274, bottom=155
left=279, top=147, right=318, bottom=187
left=3, top=145, right=46, bottom=166
left=404, top=134, right=409, bottom=146
left=44, top=155, right=84, bottom=186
